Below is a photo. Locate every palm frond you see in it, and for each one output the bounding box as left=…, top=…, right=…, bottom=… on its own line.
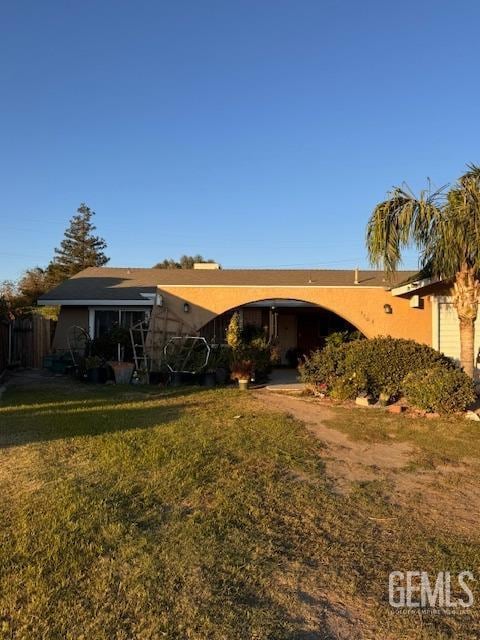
left=461, top=163, right=480, bottom=184
left=367, top=165, right=480, bottom=280
left=366, top=186, right=442, bottom=275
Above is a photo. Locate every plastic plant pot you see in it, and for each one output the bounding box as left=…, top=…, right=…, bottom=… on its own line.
left=203, top=372, right=216, bottom=387
left=171, top=371, right=183, bottom=386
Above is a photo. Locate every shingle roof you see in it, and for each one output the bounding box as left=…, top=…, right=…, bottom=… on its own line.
left=38, top=266, right=418, bottom=302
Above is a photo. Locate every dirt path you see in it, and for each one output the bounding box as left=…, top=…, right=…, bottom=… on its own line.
left=252, top=390, right=480, bottom=537
left=253, top=390, right=414, bottom=492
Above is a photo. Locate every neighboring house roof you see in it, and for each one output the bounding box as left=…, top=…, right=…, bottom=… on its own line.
left=38, top=266, right=418, bottom=304
left=390, top=276, right=455, bottom=297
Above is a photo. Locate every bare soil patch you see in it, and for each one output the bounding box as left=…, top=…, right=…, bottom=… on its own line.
left=253, top=391, right=413, bottom=490
left=253, top=390, right=480, bottom=537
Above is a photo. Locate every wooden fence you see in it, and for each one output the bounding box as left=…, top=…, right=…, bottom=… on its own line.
left=0, top=322, right=9, bottom=374
left=0, top=315, right=53, bottom=370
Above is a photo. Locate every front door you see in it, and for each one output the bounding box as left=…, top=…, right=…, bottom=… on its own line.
left=277, top=313, right=297, bottom=365
left=297, top=313, right=323, bottom=356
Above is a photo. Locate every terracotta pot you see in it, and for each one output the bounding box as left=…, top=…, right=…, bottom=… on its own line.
left=108, top=361, right=134, bottom=385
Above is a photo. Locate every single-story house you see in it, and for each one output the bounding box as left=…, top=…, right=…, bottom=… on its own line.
left=38, top=263, right=480, bottom=371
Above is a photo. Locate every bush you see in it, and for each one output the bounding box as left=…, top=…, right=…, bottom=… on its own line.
left=403, top=366, right=475, bottom=414
left=299, top=336, right=455, bottom=400
left=344, top=337, right=454, bottom=399
left=324, top=330, right=364, bottom=347
left=329, top=371, right=368, bottom=401
left=299, top=342, right=350, bottom=391
left=207, top=344, right=231, bottom=372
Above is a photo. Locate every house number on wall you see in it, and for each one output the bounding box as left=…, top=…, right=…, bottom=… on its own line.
left=360, top=310, right=375, bottom=324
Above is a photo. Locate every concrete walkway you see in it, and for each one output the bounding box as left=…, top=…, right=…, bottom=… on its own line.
left=265, top=368, right=305, bottom=392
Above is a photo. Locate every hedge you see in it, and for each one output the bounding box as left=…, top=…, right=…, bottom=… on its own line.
left=403, top=366, right=475, bottom=414
left=299, top=336, right=456, bottom=401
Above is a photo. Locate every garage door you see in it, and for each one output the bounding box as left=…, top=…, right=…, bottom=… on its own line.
left=437, top=298, right=480, bottom=370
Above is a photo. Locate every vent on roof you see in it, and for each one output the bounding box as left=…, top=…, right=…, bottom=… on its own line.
left=193, top=262, right=221, bottom=270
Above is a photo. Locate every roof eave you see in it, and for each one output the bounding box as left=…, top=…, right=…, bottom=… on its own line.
left=37, top=299, right=154, bottom=306
left=391, top=277, right=440, bottom=297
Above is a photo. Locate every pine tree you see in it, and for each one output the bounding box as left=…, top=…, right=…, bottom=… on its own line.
left=51, top=204, right=109, bottom=281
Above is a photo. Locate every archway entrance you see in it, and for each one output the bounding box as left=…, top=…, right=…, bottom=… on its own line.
left=199, top=298, right=362, bottom=365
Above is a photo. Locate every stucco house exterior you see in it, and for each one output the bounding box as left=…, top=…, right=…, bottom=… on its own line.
left=38, top=263, right=479, bottom=371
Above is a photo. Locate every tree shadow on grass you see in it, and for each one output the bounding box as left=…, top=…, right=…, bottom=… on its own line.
left=0, top=380, right=203, bottom=409
left=0, top=393, right=199, bottom=448
left=0, top=387, right=203, bottom=414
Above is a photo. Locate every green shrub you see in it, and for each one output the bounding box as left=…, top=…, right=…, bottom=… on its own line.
left=206, top=344, right=231, bottom=372
left=299, top=342, right=351, bottom=390
left=329, top=371, right=368, bottom=401
left=248, top=335, right=273, bottom=378
left=344, top=337, right=454, bottom=399
left=324, top=330, right=364, bottom=347
left=403, top=366, right=475, bottom=414
left=300, top=336, right=455, bottom=400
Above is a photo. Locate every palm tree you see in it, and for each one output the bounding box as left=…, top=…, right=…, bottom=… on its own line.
left=366, top=164, right=480, bottom=377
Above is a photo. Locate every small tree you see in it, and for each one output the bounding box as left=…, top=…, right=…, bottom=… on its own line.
left=226, top=312, right=252, bottom=381
left=17, top=267, right=49, bottom=307
left=50, top=204, right=109, bottom=282
left=0, top=281, right=17, bottom=320
left=226, top=312, right=242, bottom=351
left=1, top=271, right=54, bottom=316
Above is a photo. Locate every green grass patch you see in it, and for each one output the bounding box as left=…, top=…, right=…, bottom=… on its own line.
left=324, top=405, right=480, bottom=466
left=0, top=384, right=479, bottom=638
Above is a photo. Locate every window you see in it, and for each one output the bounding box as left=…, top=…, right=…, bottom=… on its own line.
left=94, top=310, right=120, bottom=338
left=93, top=308, right=149, bottom=338
left=121, top=310, right=148, bottom=331
left=91, top=307, right=150, bottom=361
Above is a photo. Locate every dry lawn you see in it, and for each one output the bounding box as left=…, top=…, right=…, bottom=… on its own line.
left=0, top=378, right=479, bottom=639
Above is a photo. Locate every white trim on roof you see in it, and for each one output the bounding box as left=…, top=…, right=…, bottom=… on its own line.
left=38, top=299, right=154, bottom=306
left=156, top=284, right=387, bottom=289
left=391, top=278, right=437, bottom=296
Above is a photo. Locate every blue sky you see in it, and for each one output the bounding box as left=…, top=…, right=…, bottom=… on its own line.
left=1, top=0, right=479, bottom=281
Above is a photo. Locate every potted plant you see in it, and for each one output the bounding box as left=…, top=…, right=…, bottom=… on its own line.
left=226, top=312, right=277, bottom=389
left=108, top=360, right=135, bottom=384
left=285, top=347, right=301, bottom=368
left=203, top=369, right=217, bottom=388
left=227, top=313, right=250, bottom=390
left=132, top=368, right=149, bottom=385
left=92, top=326, right=134, bottom=384
left=204, top=344, right=231, bottom=387
left=85, top=355, right=105, bottom=383
left=231, top=358, right=253, bottom=390
left=216, top=344, right=231, bottom=385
